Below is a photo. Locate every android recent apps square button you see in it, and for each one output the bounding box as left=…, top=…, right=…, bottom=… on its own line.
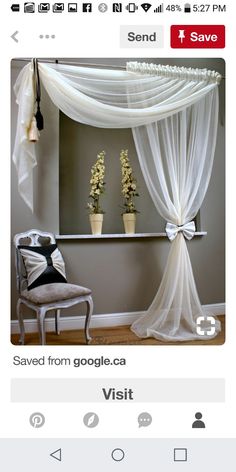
left=120, top=26, right=163, bottom=48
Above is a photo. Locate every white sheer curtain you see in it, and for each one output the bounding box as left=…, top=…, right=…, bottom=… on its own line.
left=13, top=64, right=37, bottom=213
left=131, top=90, right=221, bottom=340
left=12, top=60, right=222, bottom=341
left=13, top=61, right=221, bottom=210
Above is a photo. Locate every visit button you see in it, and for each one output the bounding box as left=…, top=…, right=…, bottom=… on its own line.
left=171, top=25, right=225, bottom=48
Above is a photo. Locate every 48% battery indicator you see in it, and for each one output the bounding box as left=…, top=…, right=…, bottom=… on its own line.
left=166, top=4, right=183, bottom=11
left=166, top=4, right=191, bottom=12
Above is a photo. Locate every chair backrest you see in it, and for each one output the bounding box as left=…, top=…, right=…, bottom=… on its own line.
left=13, top=229, right=56, bottom=293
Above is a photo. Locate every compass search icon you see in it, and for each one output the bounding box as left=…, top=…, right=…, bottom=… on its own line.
left=83, top=412, right=99, bottom=428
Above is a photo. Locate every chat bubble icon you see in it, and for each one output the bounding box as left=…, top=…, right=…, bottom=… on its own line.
left=138, top=412, right=152, bottom=428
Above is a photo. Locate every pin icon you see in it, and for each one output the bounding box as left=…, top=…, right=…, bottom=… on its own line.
left=178, top=30, right=185, bottom=43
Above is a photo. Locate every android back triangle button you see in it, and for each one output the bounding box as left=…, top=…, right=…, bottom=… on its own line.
left=50, top=448, right=62, bottom=462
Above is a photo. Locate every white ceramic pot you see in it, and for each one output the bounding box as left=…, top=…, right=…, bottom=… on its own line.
left=89, top=213, right=103, bottom=235
left=123, top=213, right=136, bottom=234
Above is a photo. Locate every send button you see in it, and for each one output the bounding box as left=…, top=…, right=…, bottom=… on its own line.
left=120, top=25, right=164, bottom=48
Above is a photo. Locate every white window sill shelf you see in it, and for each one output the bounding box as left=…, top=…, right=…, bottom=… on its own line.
left=56, top=232, right=207, bottom=240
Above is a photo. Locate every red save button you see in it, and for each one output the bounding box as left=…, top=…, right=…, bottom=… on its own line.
left=171, top=25, right=225, bottom=48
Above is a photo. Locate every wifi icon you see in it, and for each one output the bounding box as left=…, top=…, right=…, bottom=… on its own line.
left=141, top=3, right=152, bottom=11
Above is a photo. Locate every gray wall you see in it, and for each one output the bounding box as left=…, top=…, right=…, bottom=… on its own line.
left=11, top=58, right=225, bottom=320
left=59, top=121, right=165, bottom=234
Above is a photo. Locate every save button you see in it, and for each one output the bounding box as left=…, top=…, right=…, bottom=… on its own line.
left=171, top=25, right=225, bottom=48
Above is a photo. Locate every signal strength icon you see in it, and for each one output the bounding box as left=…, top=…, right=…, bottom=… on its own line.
left=154, top=3, right=163, bottom=12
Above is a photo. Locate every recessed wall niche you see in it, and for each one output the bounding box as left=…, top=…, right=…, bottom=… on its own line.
left=59, top=112, right=165, bottom=235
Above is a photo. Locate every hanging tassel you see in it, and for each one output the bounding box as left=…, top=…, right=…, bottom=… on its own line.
left=28, top=116, right=40, bottom=142
left=33, top=58, right=44, bottom=131
left=35, top=103, right=44, bottom=131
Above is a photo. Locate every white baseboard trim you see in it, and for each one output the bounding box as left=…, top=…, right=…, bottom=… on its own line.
left=11, top=303, right=225, bottom=334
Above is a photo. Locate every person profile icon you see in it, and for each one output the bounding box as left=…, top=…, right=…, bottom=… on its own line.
left=192, top=412, right=205, bottom=428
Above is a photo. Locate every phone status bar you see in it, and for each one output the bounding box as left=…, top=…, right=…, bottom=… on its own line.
left=10, top=2, right=227, bottom=15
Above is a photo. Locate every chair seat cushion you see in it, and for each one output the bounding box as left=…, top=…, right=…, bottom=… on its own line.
left=21, top=283, right=91, bottom=305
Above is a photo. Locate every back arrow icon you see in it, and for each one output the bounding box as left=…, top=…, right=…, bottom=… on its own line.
left=50, top=448, right=62, bottom=462
left=11, top=31, right=19, bottom=43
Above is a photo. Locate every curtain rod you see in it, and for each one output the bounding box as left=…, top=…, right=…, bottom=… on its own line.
left=13, top=58, right=225, bottom=78
left=14, top=58, right=126, bottom=70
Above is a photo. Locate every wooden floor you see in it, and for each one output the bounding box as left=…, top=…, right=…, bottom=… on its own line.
left=11, top=315, right=225, bottom=346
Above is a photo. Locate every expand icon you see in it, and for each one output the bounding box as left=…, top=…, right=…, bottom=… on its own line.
left=196, top=315, right=216, bottom=336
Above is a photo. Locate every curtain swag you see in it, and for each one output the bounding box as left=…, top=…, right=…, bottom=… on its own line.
left=13, top=60, right=222, bottom=341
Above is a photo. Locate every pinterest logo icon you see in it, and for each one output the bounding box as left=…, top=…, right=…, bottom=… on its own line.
left=29, top=412, right=45, bottom=428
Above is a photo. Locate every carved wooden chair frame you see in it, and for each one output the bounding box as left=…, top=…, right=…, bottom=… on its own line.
left=13, top=229, right=93, bottom=345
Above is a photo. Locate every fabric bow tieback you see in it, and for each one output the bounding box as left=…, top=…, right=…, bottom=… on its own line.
left=165, top=221, right=196, bottom=242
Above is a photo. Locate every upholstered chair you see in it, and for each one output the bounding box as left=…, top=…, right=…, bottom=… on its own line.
left=13, top=229, right=93, bottom=345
